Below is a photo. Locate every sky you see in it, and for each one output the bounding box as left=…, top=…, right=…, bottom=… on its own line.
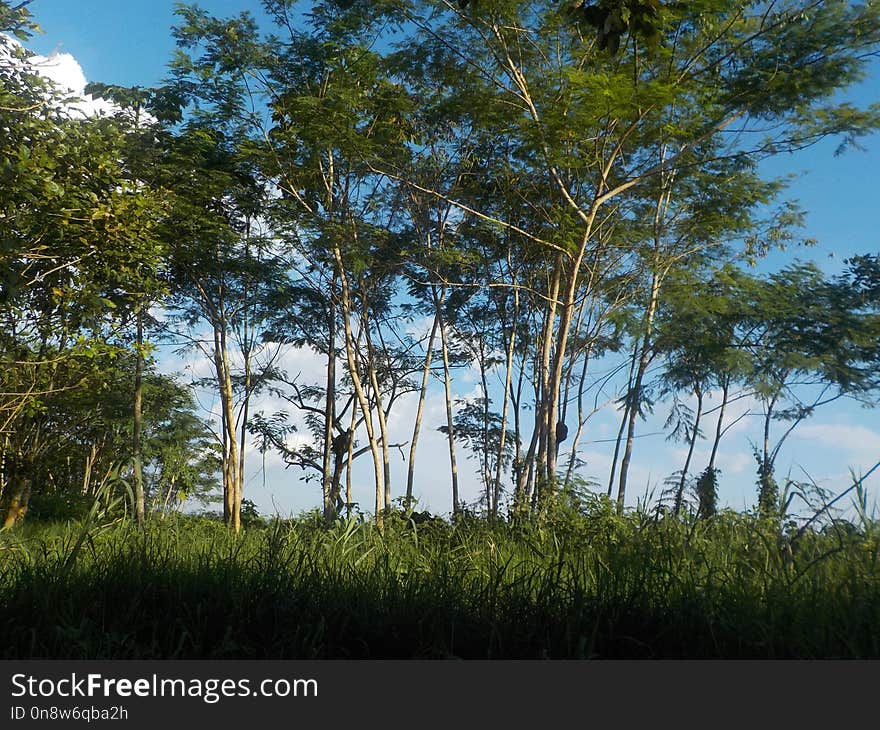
left=12, top=0, right=880, bottom=521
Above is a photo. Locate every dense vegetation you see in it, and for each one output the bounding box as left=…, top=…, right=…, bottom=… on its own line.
left=2, top=495, right=878, bottom=658
left=2, top=0, right=880, bottom=531
left=2, top=1, right=880, bottom=658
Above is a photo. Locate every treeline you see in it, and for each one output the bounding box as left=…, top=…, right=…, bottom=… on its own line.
left=2, top=0, right=880, bottom=532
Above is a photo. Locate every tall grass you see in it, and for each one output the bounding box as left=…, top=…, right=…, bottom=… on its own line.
left=0, top=494, right=878, bottom=658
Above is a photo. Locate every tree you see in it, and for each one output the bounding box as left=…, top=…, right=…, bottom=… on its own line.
left=157, top=125, right=286, bottom=533
left=376, top=0, right=880, bottom=512
left=171, top=0, right=418, bottom=525
left=738, top=263, right=880, bottom=518
left=654, top=265, right=750, bottom=515
left=0, top=13, right=167, bottom=527
left=81, top=82, right=186, bottom=527
left=164, top=0, right=880, bottom=524
left=140, top=375, right=221, bottom=517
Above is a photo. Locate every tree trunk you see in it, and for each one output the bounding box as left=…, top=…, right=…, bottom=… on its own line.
left=332, top=242, right=385, bottom=528
left=322, top=280, right=337, bottom=521
left=479, top=346, right=492, bottom=511
left=493, top=290, right=519, bottom=518
left=132, top=307, right=145, bottom=527
left=520, top=356, right=544, bottom=511
left=345, top=399, right=357, bottom=514
left=435, top=287, right=459, bottom=515
left=237, top=349, right=251, bottom=528
left=406, top=310, right=440, bottom=511
left=237, top=303, right=254, bottom=531
left=214, top=322, right=241, bottom=533
left=608, top=348, right=637, bottom=497
left=564, top=339, right=595, bottom=487
left=2, top=477, right=31, bottom=529
left=533, top=262, right=562, bottom=504
left=2, top=452, right=32, bottom=529
left=757, top=395, right=778, bottom=517
left=707, top=378, right=729, bottom=473
left=82, top=442, right=97, bottom=495
left=617, top=269, right=661, bottom=512
left=363, top=312, right=392, bottom=513
left=674, top=383, right=703, bottom=516
left=510, top=348, right=527, bottom=516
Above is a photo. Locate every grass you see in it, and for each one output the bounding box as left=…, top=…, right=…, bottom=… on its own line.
left=0, top=495, right=879, bottom=659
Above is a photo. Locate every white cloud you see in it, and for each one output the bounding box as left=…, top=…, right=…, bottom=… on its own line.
left=30, top=51, right=86, bottom=94
left=793, top=423, right=880, bottom=459
left=28, top=49, right=117, bottom=117
left=2, top=33, right=134, bottom=119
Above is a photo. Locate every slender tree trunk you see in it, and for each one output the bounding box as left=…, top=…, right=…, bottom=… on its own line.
left=322, top=280, right=337, bottom=521
left=82, top=442, right=97, bottom=495
left=363, top=310, right=392, bottom=513
left=557, top=297, right=590, bottom=472
left=214, top=322, right=241, bottom=533
left=544, top=275, right=569, bottom=482
left=161, top=475, right=177, bottom=519
left=522, top=351, right=544, bottom=511
left=478, top=346, right=492, bottom=511
left=758, top=395, right=778, bottom=517
left=332, top=242, right=385, bottom=527
left=435, top=287, right=459, bottom=515
left=237, top=344, right=251, bottom=527
left=534, top=262, right=562, bottom=503
left=221, top=398, right=231, bottom=525
left=132, top=307, right=145, bottom=527
left=345, top=398, right=357, bottom=514
left=493, top=290, right=519, bottom=518
left=674, top=383, right=703, bottom=516
left=615, top=146, right=673, bottom=511
left=707, top=378, right=729, bottom=473
left=544, top=215, right=604, bottom=499
left=617, top=269, right=661, bottom=512
left=616, top=365, right=646, bottom=512
left=406, top=311, right=440, bottom=510
left=564, top=339, right=595, bottom=487
left=511, top=347, right=527, bottom=515
left=608, top=348, right=637, bottom=497
left=763, top=397, right=775, bottom=475
left=237, top=223, right=256, bottom=526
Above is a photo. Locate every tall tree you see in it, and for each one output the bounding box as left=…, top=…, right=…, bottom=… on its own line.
left=0, top=12, right=167, bottom=526
left=382, top=0, right=880, bottom=510
left=738, top=263, right=880, bottom=518
left=159, top=125, right=284, bottom=533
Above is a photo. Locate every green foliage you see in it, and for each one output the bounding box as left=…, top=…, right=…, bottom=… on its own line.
left=1, top=507, right=879, bottom=658
left=160, top=0, right=880, bottom=523
left=567, top=0, right=666, bottom=55
left=141, top=375, right=221, bottom=512
left=0, top=17, right=174, bottom=531
left=24, top=493, right=95, bottom=523
left=0, top=0, right=39, bottom=40
left=755, top=448, right=780, bottom=521
left=2, top=0, right=880, bottom=556
left=694, top=466, right=718, bottom=520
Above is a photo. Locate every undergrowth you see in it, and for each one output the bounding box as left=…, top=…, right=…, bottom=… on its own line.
left=0, top=496, right=878, bottom=658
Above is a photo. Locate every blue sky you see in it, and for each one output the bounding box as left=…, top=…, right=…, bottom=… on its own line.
left=17, top=0, right=880, bottom=519
left=27, top=1, right=260, bottom=86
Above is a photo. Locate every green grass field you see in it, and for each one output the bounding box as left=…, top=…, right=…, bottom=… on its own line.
left=1, top=496, right=878, bottom=659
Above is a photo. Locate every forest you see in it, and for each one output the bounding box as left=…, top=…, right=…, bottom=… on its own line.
left=1, top=0, right=880, bottom=659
